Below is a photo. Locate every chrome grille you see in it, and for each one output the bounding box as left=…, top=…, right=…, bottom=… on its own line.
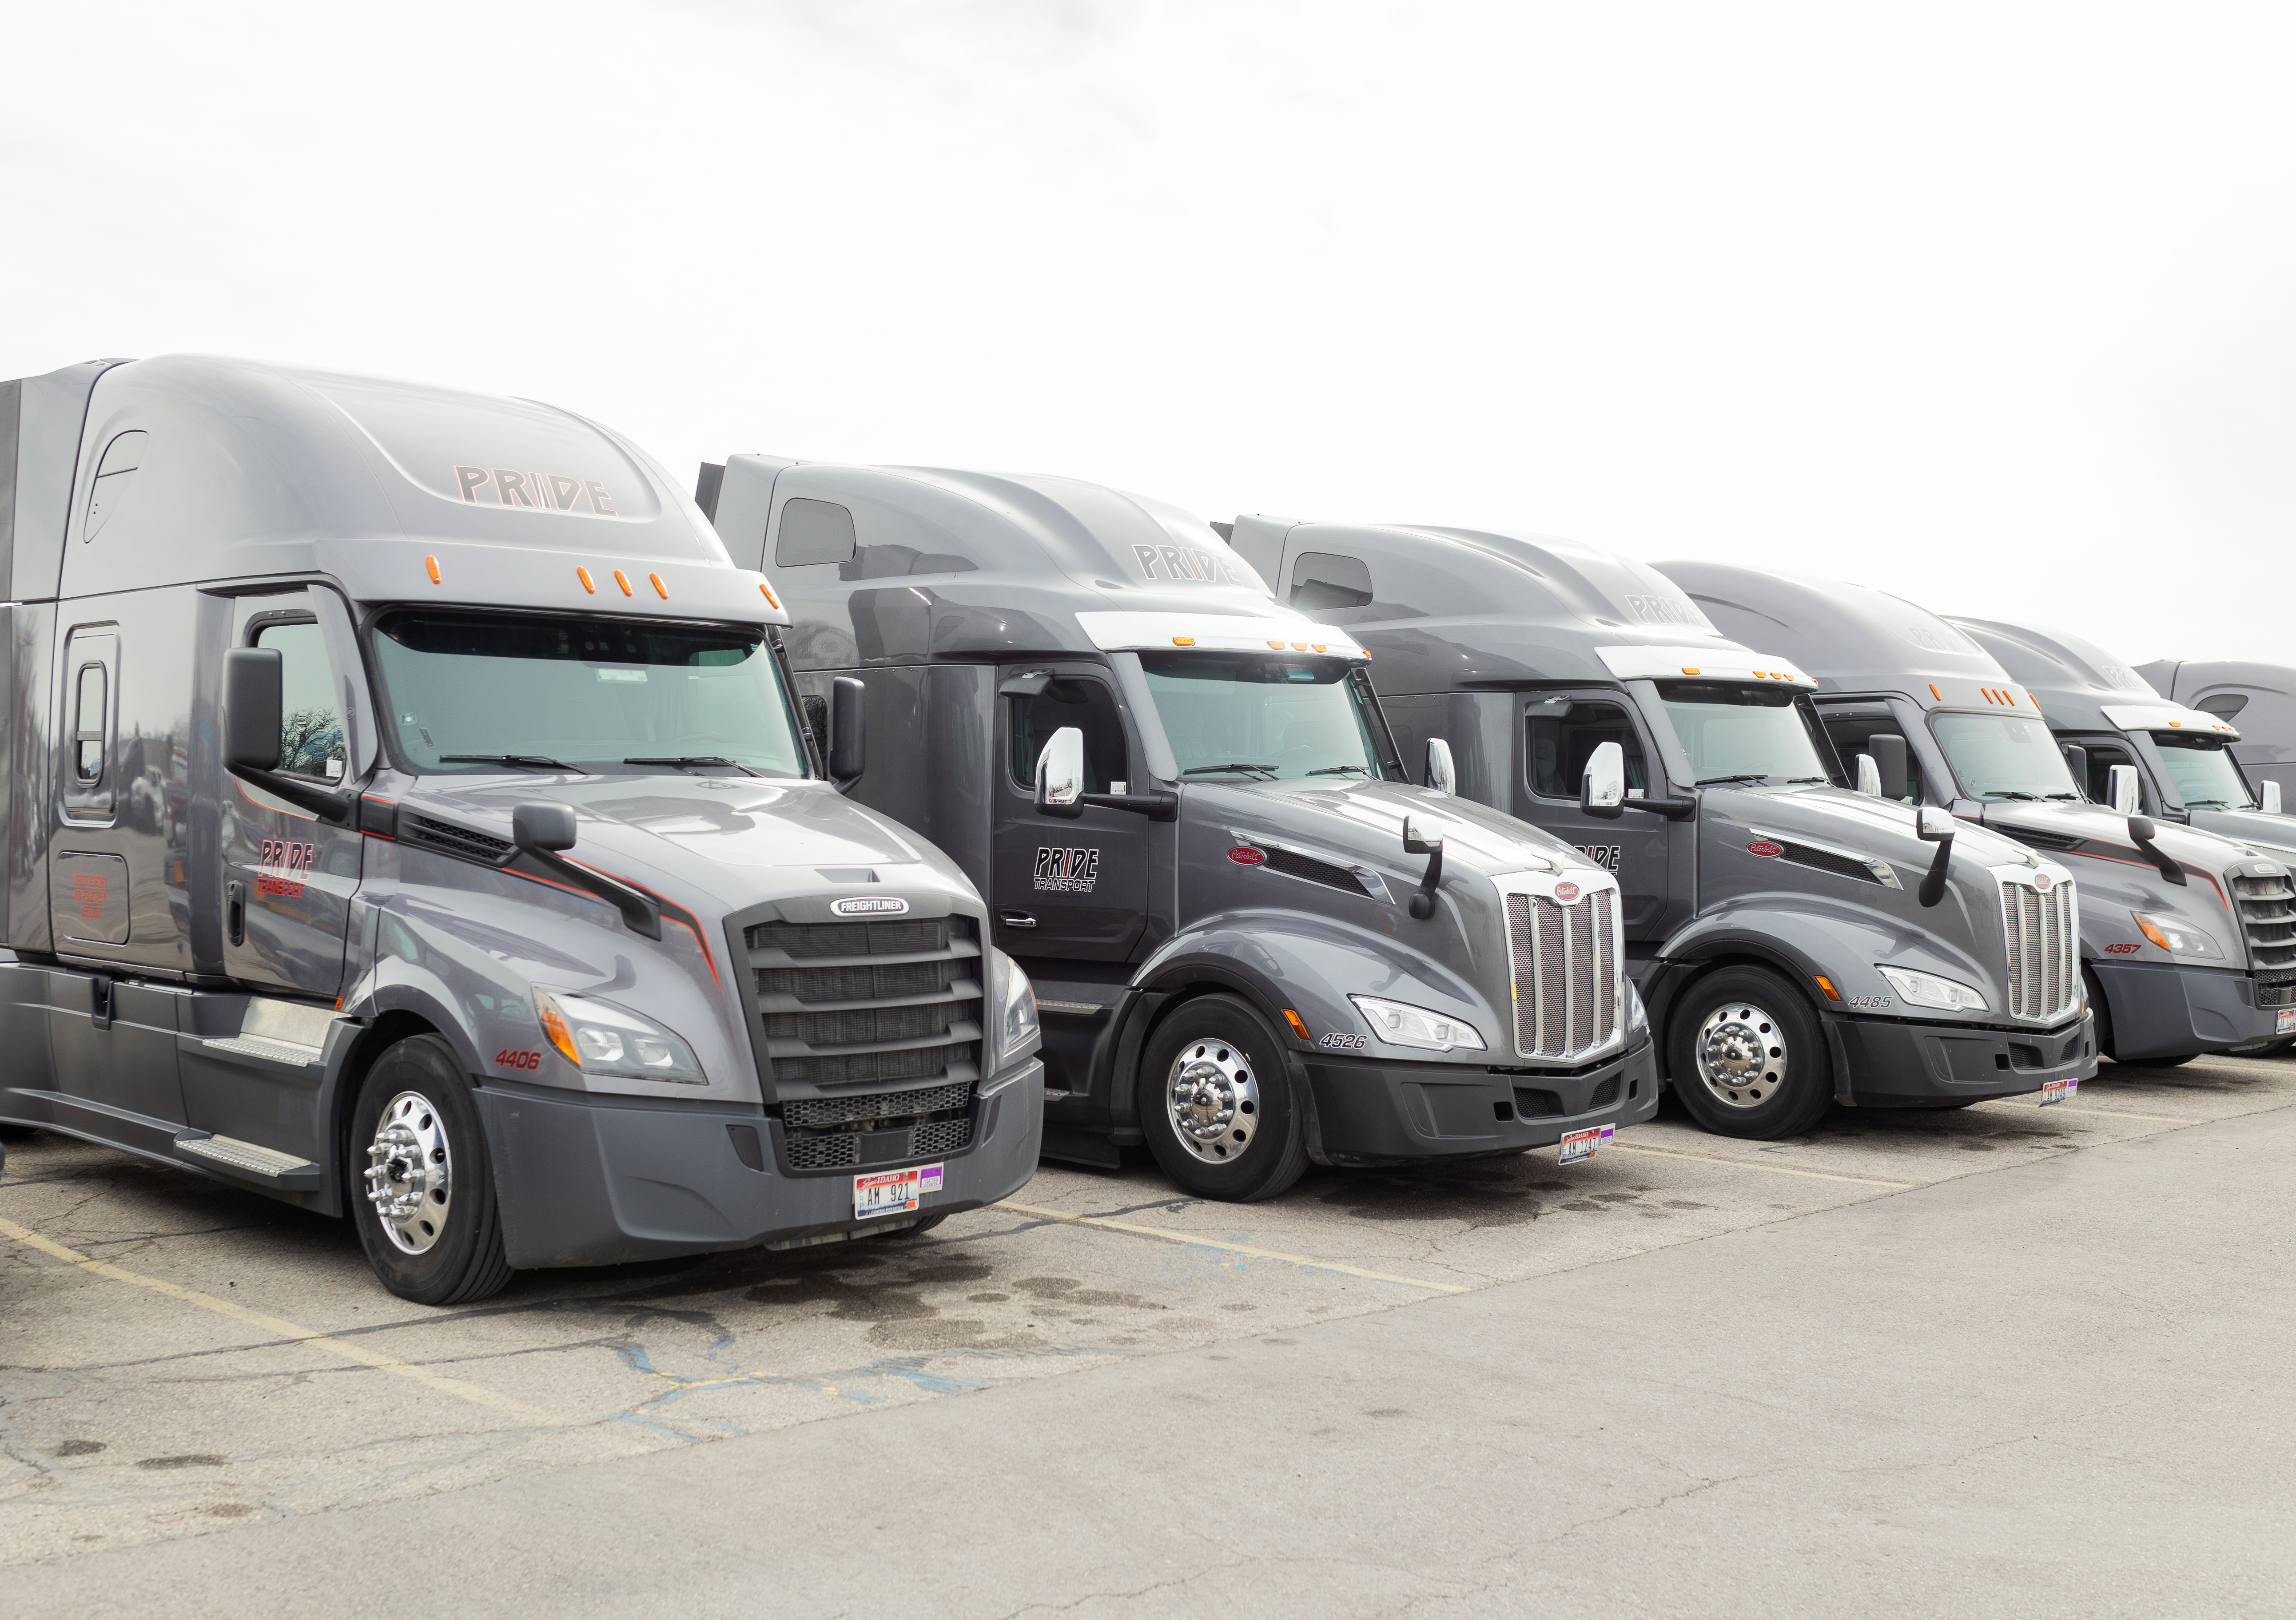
left=745, top=914, right=983, bottom=1088
left=2001, top=876, right=2080, bottom=1022
left=1505, top=887, right=1621, bottom=1061
left=2232, top=872, right=2296, bottom=977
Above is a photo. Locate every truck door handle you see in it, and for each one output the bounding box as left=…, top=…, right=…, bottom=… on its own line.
left=227, top=880, right=247, bottom=947
left=997, top=910, right=1038, bottom=930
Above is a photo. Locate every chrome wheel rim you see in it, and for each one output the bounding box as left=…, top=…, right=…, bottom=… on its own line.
left=1694, top=1003, right=1787, bottom=1109
left=1165, top=1039, right=1260, bottom=1163
left=363, top=1090, right=453, bottom=1254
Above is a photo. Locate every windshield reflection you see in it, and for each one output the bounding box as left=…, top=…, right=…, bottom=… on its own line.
left=1138, top=654, right=1389, bottom=781
left=2153, top=735, right=2255, bottom=809
left=1930, top=713, right=2081, bottom=802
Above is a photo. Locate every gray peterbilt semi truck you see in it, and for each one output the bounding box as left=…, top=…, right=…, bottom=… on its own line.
left=2136, top=659, right=2296, bottom=810
left=0, top=356, right=1043, bottom=1304
left=1220, top=518, right=2093, bottom=1140
left=696, top=456, right=1657, bottom=1199
left=1657, top=564, right=2296, bottom=1065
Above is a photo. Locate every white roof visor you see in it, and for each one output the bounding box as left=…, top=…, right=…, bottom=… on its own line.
left=2100, top=702, right=2240, bottom=739
left=1596, top=645, right=1818, bottom=688
left=1075, top=611, right=1368, bottom=659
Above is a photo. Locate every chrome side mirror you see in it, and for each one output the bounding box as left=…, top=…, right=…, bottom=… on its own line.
left=1917, top=805, right=1956, bottom=841
left=1035, top=727, right=1085, bottom=817
left=1855, top=754, right=1880, bottom=796
left=1423, top=738, right=1456, bottom=795
left=2107, top=764, right=2140, bottom=815
left=1580, top=740, right=1625, bottom=820
left=2263, top=780, right=2284, bottom=816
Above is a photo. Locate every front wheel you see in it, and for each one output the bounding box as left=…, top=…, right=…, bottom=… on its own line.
left=350, top=1035, right=515, bottom=1306
left=1137, top=995, right=1310, bottom=1202
left=1666, top=966, right=1833, bottom=1140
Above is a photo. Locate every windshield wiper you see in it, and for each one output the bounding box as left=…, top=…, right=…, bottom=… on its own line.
left=1306, top=764, right=1369, bottom=776
left=1183, top=763, right=1279, bottom=778
left=1783, top=776, right=1828, bottom=784
left=1987, top=790, right=2042, bottom=801
left=1695, top=774, right=1771, bottom=786
left=624, top=756, right=763, bottom=775
left=438, top=754, right=581, bottom=773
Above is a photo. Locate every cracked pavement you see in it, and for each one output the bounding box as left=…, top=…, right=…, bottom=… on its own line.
left=4, top=1053, right=2293, bottom=1614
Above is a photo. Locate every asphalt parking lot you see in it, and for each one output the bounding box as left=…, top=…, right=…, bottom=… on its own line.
left=7, top=1052, right=2295, bottom=1615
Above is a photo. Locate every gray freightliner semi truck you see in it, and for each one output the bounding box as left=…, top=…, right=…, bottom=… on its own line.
left=697, top=457, right=1657, bottom=1199
left=1220, top=518, right=2093, bottom=1139
left=0, top=357, right=1043, bottom=1303
left=1659, top=564, right=2296, bottom=1065
left=2136, top=659, right=2296, bottom=811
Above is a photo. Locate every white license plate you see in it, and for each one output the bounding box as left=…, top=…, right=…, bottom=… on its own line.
left=2040, top=1077, right=2080, bottom=1106
left=854, top=1163, right=943, bottom=1220
left=2279, top=1009, right=2296, bottom=1036
left=1559, top=1124, right=1614, bottom=1165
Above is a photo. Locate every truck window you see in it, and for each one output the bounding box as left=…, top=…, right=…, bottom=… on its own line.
left=1929, top=713, right=2081, bottom=802
left=1819, top=714, right=1922, bottom=802
left=777, top=498, right=858, bottom=566
left=73, top=663, right=107, bottom=782
left=370, top=611, right=810, bottom=777
left=1527, top=700, right=1648, bottom=798
left=255, top=620, right=347, bottom=783
left=1289, top=552, right=1373, bottom=611
left=2152, top=734, right=2255, bottom=810
left=1655, top=682, right=1830, bottom=786
left=1010, top=678, right=1127, bottom=793
left=1138, top=654, right=1387, bottom=781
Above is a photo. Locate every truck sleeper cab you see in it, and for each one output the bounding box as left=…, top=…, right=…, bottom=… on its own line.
left=0, top=357, right=1042, bottom=1304
left=2137, top=658, right=2296, bottom=811
left=1659, top=564, right=2292, bottom=1068
left=1223, top=517, right=2095, bottom=1140
left=700, top=455, right=1657, bottom=1199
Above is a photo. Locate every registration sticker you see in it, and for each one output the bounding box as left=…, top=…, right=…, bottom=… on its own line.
left=854, top=1163, right=944, bottom=1220
left=1559, top=1124, right=1614, bottom=1165
left=2279, top=1009, right=2296, bottom=1036
left=2040, top=1077, right=2080, bottom=1107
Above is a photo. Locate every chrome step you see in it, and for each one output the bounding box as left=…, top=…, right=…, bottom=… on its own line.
left=174, top=1132, right=320, bottom=1180
left=200, top=1034, right=323, bottom=1067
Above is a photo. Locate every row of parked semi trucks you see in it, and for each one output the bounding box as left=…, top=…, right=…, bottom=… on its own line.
left=1, top=353, right=2289, bottom=1303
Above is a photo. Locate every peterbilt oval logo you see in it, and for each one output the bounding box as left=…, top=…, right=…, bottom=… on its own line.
left=2033, top=872, right=2054, bottom=891
left=1747, top=841, right=1783, bottom=858
left=1227, top=847, right=1266, bottom=865
left=831, top=896, right=910, bottom=916
left=1553, top=881, right=1582, bottom=903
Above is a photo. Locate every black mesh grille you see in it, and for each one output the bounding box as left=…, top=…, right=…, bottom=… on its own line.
left=1591, top=1076, right=1621, bottom=1109
left=759, top=959, right=955, bottom=1005
left=788, top=1045, right=968, bottom=1086
left=1512, top=1087, right=1563, bottom=1119
left=2235, top=873, right=2296, bottom=971
left=748, top=918, right=948, bottom=957
left=913, top=1116, right=974, bottom=1157
left=786, top=1132, right=861, bottom=1170
left=783, top=1081, right=972, bottom=1129
left=743, top=912, right=984, bottom=1088
left=1777, top=842, right=1882, bottom=885
left=1254, top=845, right=1369, bottom=896
left=2259, top=980, right=2296, bottom=1006
left=771, top=1002, right=955, bottom=1048
left=399, top=814, right=515, bottom=866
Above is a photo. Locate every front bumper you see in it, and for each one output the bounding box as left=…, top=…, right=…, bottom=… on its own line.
left=2090, top=961, right=2284, bottom=1062
left=476, top=1060, right=1044, bottom=1271
left=1824, top=1010, right=2094, bottom=1108
left=1300, top=1036, right=1659, bottom=1167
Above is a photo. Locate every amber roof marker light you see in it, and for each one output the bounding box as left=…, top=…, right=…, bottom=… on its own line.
left=424, top=555, right=442, bottom=584
left=576, top=567, right=597, bottom=594
left=758, top=580, right=781, bottom=610
left=649, top=572, right=669, bottom=599
left=612, top=569, right=635, bottom=596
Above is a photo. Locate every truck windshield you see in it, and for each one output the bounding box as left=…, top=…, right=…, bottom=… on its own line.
left=1930, top=713, right=2080, bottom=801
left=2152, top=734, right=2255, bottom=809
left=1138, top=654, right=1388, bottom=781
left=1653, top=682, right=1831, bottom=785
left=370, top=610, right=809, bottom=777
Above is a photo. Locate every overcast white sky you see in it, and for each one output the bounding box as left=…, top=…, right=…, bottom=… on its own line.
left=8, top=2, right=2294, bottom=665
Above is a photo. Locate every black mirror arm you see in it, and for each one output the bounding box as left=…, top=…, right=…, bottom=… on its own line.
left=225, top=762, right=355, bottom=826
left=1624, top=794, right=1698, bottom=821
left=512, top=839, right=664, bottom=939
left=2127, top=816, right=2188, bottom=886
left=1404, top=832, right=1444, bottom=920
left=1917, top=834, right=1954, bottom=907
left=1078, top=790, right=1178, bottom=821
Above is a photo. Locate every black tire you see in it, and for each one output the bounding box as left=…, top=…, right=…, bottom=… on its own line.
left=1666, top=965, right=1833, bottom=1140
left=1137, top=994, right=1310, bottom=1202
left=349, top=1035, right=515, bottom=1306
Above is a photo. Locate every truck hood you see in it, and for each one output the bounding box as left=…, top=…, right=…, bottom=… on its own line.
left=2188, top=806, right=2296, bottom=861
left=1978, top=800, right=2285, bottom=882
left=1705, top=782, right=2035, bottom=871
left=1182, top=776, right=1607, bottom=881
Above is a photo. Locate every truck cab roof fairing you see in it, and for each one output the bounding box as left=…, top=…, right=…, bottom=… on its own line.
left=1948, top=618, right=2235, bottom=739
left=16, top=355, right=777, bottom=622
left=717, top=459, right=1276, bottom=669
left=1228, top=518, right=1776, bottom=694
left=1654, top=561, right=2029, bottom=710
left=2137, top=659, right=2296, bottom=769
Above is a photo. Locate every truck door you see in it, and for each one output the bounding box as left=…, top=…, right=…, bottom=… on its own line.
left=1521, top=693, right=1672, bottom=932
left=991, top=665, right=1149, bottom=961
left=217, top=591, right=367, bottom=997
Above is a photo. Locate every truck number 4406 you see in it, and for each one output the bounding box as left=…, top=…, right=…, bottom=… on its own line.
left=494, top=1049, right=542, bottom=1071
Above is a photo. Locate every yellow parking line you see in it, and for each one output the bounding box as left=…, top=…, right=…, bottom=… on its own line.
left=1603, top=1142, right=1915, bottom=1187
left=1001, top=1201, right=1472, bottom=1294
left=1976, top=1099, right=2193, bottom=1125
left=0, top=1213, right=567, bottom=1428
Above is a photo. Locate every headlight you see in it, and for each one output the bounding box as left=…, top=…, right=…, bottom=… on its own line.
left=1626, top=980, right=1648, bottom=1033
left=1349, top=995, right=1486, bottom=1053
left=1876, top=966, right=1988, bottom=1012
left=997, top=949, right=1039, bottom=1064
left=2132, top=912, right=2223, bottom=960
left=535, top=989, right=705, bottom=1084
